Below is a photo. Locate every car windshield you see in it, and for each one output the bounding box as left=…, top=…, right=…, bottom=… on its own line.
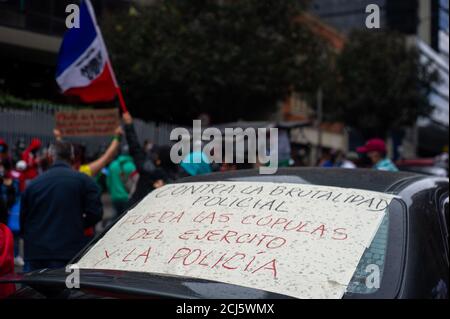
left=75, top=176, right=403, bottom=299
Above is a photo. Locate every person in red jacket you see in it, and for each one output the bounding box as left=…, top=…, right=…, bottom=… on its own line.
left=21, top=138, right=42, bottom=183
left=0, top=197, right=16, bottom=298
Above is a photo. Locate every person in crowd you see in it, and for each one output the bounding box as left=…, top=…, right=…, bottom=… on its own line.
left=0, top=139, right=13, bottom=174
left=54, top=128, right=123, bottom=238
left=122, top=112, right=170, bottom=208
left=3, top=163, right=23, bottom=266
left=21, top=138, right=42, bottom=183
left=106, top=147, right=137, bottom=219
left=54, top=128, right=123, bottom=177
left=318, top=148, right=334, bottom=168
left=0, top=192, right=9, bottom=222
left=357, top=138, right=399, bottom=172
left=38, top=145, right=52, bottom=172
left=154, top=144, right=180, bottom=180
left=20, top=141, right=103, bottom=271
left=11, top=160, right=27, bottom=193
left=0, top=171, right=16, bottom=218
left=143, top=139, right=154, bottom=153
left=12, top=138, right=27, bottom=164
left=0, top=195, right=15, bottom=298
left=333, top=150, right=357, bottom=169
left=0, top=169, right=17, bottom=267
left=180, top=140, right=212, bottom=177
left=277, top=128, right=292, bottom=167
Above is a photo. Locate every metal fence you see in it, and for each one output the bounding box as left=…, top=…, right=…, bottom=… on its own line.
left=0, top=105, right=178, bottom=158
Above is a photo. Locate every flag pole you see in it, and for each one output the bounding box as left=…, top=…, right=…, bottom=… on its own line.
left=85, top=0, right=129, bottom=114
left=114, top=82, right=129, bottom=114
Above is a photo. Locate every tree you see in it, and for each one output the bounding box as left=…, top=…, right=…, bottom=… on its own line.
left=102, top=0, right=330, bottom=124
left=323, top=30, right=438, bottom=138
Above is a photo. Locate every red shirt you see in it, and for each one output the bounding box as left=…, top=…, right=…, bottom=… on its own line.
left=0, top=224, right=16, bottom=298
left=21, top=138, right=42, bottom=181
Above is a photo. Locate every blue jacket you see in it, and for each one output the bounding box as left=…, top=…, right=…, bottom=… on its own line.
left=20, top=161, right=103, bottom=261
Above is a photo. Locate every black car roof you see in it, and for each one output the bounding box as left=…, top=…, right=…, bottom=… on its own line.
left=177, top=167, right=424, bottom=193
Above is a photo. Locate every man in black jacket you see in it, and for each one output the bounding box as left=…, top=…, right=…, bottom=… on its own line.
left=20, top=141, right=103, bottom=271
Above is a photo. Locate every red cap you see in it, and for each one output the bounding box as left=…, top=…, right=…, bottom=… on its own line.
left=357, top=138, right=386, bottom=154
left=30, top=138, right=42, bottom=150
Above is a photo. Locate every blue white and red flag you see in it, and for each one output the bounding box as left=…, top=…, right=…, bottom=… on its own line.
left=56, top=0, right=119, bottom=104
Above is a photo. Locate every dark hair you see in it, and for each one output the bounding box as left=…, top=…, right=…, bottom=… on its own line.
left=49, top=141, right=74, bottom=162
left=155, top=145, right=177, bottom=171
left=72, top=143, right=87, bottom=164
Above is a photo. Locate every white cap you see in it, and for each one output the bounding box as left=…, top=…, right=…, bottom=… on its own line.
left=16, top=160, right=27, bottom=171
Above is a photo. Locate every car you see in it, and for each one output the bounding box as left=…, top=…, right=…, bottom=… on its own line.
left=1, top=168, right=448, bottom=299
left=397, top=158, right=448, bottom=177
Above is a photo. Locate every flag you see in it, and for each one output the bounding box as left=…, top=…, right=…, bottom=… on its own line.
left=56, top=0, right=118, bottom=103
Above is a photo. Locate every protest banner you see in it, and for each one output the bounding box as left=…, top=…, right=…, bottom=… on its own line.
left=75, top=181, right=397, bottom=299
left=55, top=108, right=119, bottom=137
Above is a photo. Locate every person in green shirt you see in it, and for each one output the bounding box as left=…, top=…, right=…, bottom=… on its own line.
left=106, top=154, right=137, bottom=220
left=357, top=138, right=399, bottom=172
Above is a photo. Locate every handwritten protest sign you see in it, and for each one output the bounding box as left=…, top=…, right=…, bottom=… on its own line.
left=75, top=182, right=396, bottom=299
left=55, top=108, right=119, bottom=136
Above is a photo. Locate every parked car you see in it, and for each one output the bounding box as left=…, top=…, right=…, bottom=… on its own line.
left=397, top=158, right=448, bottom=177
left=1, top=168, right=448, bottom=299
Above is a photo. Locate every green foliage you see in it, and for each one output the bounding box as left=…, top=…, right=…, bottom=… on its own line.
left=102, top=0, right=329, bottom=124
left=0, top=92, right=84, bottom=110
left=323, top=30, right=438, bottom=138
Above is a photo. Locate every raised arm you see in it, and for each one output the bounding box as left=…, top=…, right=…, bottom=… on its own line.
left=53, top=129, right=63, bottom=142
left=85, top=127, right=123, bottom=176
left=122, top=112, right=152, bottom=173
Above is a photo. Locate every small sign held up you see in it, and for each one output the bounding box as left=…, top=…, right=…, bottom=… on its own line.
left=55, top=108, right=119, bottom=137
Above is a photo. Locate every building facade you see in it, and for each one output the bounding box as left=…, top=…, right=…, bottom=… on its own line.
left=308, top=0, right=449, bottom=157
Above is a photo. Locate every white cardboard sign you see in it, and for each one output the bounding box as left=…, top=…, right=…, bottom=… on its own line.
left=76, top=182, right=396, bottom=299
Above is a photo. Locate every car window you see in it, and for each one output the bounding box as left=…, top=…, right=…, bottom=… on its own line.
left=440, top=196, right=449, bottom=262
left=346, top=212, right=389, bottom=294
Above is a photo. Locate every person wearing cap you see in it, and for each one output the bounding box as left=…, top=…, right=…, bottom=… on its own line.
left=9, top=161, right=27, bottom=267
left=357, top=138, right=399, bottom=172
left=21, top=138, right=42, bottom=182
left=11, top=161, right=27, bottom=193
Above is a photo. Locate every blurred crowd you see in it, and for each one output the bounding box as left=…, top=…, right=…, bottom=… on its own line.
left=0, top=112, right=448, bottom=297
left=0, top=112, right=218, bottom=286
